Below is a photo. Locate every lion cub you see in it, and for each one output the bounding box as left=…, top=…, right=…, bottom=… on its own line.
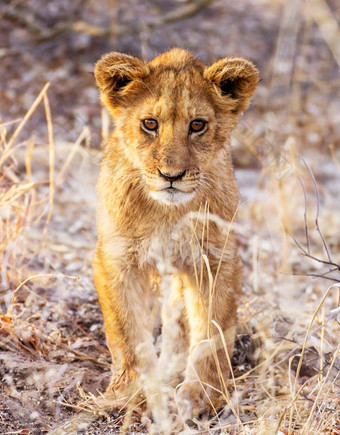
left=93, top=48, right=258, bottom=413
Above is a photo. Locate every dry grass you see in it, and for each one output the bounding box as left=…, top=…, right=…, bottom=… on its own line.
left=1, top=0, right=340, bottom=433
left=1, top=82, right=339, bottom=434
left=0, top=86, right=112, bottom=433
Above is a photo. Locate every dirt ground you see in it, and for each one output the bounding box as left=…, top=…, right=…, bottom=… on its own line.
left=1, top=0, right=340, bottom=433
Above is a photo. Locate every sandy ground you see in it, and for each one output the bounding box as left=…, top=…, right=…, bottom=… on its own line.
left=1, top=0, right=340, bottom=433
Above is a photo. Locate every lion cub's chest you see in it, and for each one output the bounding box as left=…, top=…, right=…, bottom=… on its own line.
left=136, top=225, right=197, bottom=270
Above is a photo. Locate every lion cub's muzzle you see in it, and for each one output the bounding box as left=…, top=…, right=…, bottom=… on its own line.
left=145, top=168, right=200, bottom=206
left=158, top=169, right=186, bottom=183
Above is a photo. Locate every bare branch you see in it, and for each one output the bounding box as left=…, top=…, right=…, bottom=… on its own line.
left=318, top=267, right=340, bottom=277
left=301, top=157, right=332, bottom=263
left=152, top=0, right=215, bottom=26
left=2, top=8, right=68, bottom=42
left=290, top=232, right=340, bottom=268
left=298, top=175, right=310, bottom=254
left=291, top=272, right=340, bottom=283
left=3, top=1, right=215, bottom=42
left=289, top=233, right=308, bottom=254
left=73, top=0, right=215, bottom=39
left=301, top=252, right=340, bottom=270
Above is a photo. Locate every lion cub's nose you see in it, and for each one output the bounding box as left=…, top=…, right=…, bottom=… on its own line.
left=158, top=169, right=186, bottom=182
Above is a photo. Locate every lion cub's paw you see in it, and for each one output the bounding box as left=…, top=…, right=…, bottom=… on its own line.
left=104, top=368, right=144, bottom=407
left=177, top=382, right=226, bottom=420
left=176, top=382, right=206, bottom=420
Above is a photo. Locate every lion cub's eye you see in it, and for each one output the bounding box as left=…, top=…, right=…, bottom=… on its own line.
left=142, top=119, right=158, bottom=132
left=189, top=120, right=207, bottom=134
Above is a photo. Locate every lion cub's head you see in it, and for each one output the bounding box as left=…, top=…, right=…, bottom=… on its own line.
left=95, top=49, right=258, bottom=206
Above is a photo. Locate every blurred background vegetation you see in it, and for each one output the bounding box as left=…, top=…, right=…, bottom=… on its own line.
left=1, top=0, right=339, bottom=152
left=0, top=1, right=339, bottom=433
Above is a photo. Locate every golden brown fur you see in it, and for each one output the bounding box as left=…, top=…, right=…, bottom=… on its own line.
left=93, top=48, right=258, bottom=415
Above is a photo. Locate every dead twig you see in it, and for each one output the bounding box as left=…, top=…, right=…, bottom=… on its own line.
left=291, top=271, right=340, bottom=283
left=73, top=0, right=215, bottom=39
left=301, top=157, right=332, bottom=263
left=3, top=0, right=214, bottom=42
left=290, top=158, right=340, bottom=284
left=298, top=176, right=310, bottom=255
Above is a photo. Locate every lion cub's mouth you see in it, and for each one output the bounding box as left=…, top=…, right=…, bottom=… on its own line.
left=143, top=170, right=199, bottom=205
left=148, top=181, right=196, bottom=206
left=150, top=187, right=196, bottom=206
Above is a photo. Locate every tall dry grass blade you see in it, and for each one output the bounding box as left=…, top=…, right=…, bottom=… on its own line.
left=0, top=82, right=50, bottom=166
left=292, top=283, right=338, bottom=398
left=42, top=92, right=55, bottom=237
left=212, top=202, right=241, bottom=293
left=329, top=144, right=340, bottom=170
left=302, top=341, right=340, bottom=434
left=305, top=0, right=340, bottom=66
left=56, top=126, right=91, bottom=185
left=269, top=0, right=303, bottom=110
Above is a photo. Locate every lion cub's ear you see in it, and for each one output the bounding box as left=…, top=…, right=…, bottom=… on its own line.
left=95, top=52, right=149, bottom=110
left=204, top=58, right=259, bottom=115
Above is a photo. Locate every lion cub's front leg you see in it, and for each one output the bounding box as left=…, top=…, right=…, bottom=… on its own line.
left=179, top=261, right=242, bottom=416
left=93, top=250, right=157, bottom=403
